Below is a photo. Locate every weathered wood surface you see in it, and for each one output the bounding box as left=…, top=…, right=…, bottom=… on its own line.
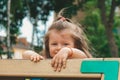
left=0, top=58, right=102, bottom=78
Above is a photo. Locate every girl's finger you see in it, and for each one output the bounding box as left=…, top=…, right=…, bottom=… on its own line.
left=51, top=58, right=55, bottom=67
left=53, top=60, right=59, bottom=71
left=36, top=56, right=40, bottom=62
left=33, top=57, right=37, bottom=62
left=57, top=59, right=62, bottom=72
left=30, top=56, right=34, bottom=61
left=62, top=58, right=67, bottom=69
left=40, top=56, right=44, bottom=60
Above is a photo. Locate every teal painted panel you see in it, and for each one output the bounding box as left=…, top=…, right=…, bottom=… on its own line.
left=81, top=60, right=119, bottom=80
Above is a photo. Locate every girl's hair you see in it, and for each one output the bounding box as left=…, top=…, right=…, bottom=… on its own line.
left=44, top=9, right=92, bottom=58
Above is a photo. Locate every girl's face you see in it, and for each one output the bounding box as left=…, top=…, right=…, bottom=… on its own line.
left=49, top=29, right=75, bottom=57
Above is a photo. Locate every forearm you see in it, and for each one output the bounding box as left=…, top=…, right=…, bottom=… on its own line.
left=22, top=50, right=37, bottom=59
left=69, top=48, right=88, bottom=58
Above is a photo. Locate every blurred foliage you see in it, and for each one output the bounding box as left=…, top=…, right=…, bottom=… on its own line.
left=81, top=0, right=120, bottom=57
left=82, top=9, right=111, bottom=57
left=0, top=0, right=120, bottom=58
left=0, top=0, right=54, bottom=57
left=34, top=46, right=43, bottom=53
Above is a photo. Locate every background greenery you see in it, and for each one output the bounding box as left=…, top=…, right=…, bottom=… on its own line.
left=0, top=0, right=120, bottom=58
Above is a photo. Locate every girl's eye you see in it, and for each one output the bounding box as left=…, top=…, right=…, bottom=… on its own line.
left=51, top=43, right=57, bottom=45
left=64, top=43, right=69, bottom=46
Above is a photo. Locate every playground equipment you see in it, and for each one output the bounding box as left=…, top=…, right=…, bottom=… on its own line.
left=0, top=58, right=119, bottom=80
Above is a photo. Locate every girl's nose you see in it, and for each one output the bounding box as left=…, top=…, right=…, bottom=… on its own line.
left=57, top=44, right=62, bottom=50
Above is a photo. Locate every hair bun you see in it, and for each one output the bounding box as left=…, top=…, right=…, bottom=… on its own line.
left=57, top=16, right=66, bottom=21
left=59, top=16, right=66, bottom=21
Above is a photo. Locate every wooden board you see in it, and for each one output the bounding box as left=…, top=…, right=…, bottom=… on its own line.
left=0, top=58, right=102, bottom=78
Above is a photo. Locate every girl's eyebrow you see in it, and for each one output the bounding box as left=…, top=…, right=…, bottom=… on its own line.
left=52, top=41, right=56, bottom=42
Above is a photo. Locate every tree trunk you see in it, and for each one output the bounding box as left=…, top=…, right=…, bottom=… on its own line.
left=31, top=18, right=38, bottom=50
left=105, top=25, right=118, bottom=57
left=0, top=55, right=2, bottom=59
left=7, top=0, right=12, bottom=59
left=31, top=24, right=35, bottom=50
left=98, top=0, right=118, bottom=57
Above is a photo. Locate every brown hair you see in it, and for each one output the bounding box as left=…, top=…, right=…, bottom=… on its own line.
left=43, top=9, right=92, bottom=58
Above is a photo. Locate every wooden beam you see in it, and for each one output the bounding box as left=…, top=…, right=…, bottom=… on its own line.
left=0, top=58, right=102, bottom=78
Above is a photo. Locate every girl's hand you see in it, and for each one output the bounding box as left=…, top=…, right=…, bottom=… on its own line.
left=23, top=50, right=44, bottom=62
left=51, top=47, right=71, bottom=72
left=31, top=53, right=44, bottom=62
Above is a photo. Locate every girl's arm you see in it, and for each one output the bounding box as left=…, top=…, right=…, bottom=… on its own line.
left=68, top=48, right=88, bottom=58
left=22, top=50, right=44, bottom=62
left=51, top=47, right=89, bottom=72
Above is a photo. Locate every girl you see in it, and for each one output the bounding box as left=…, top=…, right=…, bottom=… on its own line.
left=22, top=15, right=92, bottom=72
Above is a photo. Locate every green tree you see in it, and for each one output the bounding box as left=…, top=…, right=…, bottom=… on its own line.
left=1, top=0, right=120, bottom=58
left=97, top=0, right=120, bottom=57
left=0, top=0, right=54, bottom=57
left=24, top=0, right=54, bottom=50
left=51, top=0, right=120, bottom=57
left=81, top=0, right=120, bottom=57
left=83, top=9, right=110, bottom=57
left=0, top=0, right=23, bottom=58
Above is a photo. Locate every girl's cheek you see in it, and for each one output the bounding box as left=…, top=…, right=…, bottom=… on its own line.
left=49, top=49, right=54, bottom=57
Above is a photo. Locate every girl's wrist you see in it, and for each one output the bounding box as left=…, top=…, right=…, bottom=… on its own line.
left=68, top=48, right=73, bottom=57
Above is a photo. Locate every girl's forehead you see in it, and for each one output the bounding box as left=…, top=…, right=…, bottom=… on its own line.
left=50, top=30, right=72, bottom=38
left=49, top=29, right=72, bottom=34
left=48, top=29, right=75, bottom=43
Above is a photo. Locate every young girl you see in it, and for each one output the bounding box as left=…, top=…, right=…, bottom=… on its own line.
left=22, top=14, right=92, bottom=72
